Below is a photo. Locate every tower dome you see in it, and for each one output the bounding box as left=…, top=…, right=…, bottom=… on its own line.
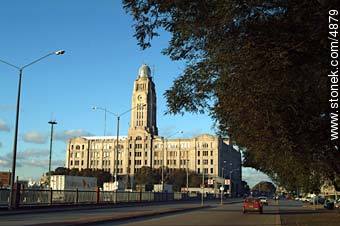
left=138, top=64, right=151, bottom=78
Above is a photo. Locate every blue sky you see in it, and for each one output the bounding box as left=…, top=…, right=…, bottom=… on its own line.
left=0, top=0, right=271, bottom=187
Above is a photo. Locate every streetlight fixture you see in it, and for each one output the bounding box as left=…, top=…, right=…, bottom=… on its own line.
left=92, top=104, right=146, bottom=186
left=48, top=120, right=57, bottom=188
left=228, top=162, right=240, bottom=198
left=92, top=106, right=108, bottom=136
left=0, top=50, right=65, bottom=209
left=161, top=130, right=183, bottom=191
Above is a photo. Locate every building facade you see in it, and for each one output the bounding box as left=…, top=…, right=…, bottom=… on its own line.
left=66, top=64, right=242, bottom=193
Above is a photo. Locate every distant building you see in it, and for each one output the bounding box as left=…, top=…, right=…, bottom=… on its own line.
left=0, top=171, right=11, bottom=188
left=66, top=64, right=242, bottom=195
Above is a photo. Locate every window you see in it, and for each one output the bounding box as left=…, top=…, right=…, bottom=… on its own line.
left=82, top=145, right=85, bottom=150
left=203, top=151, right=208, bottom=156
left=70, top=152, right=73, bottom=158
left=76, top=145, right=80, bottom=150
left=198, top=168, right=200, bottom=174
left=210, top=159, right=213, bottom=165
left=70, top=160, right=73, bottom=165
left=210, top=151, right=213, bottom=156
left=203, top=143, right=209, bottom=148
left=198, top=151, right=200, bottom=156
left=81, top=160, right=84, bottom=166
left=71, top=145, right=74, bottom=150
left=145, top=160, right=147, bottom=165
left=203, top=159, right=208, bottom=165
left=136, top=136, right=142, bottom=140
left=198, top=160, right=200, bottom=165
left=145, top=152, right=147, bottom=157
left=210, top=168, right=214, bottom=174
left=135, top=144, right=142, bottom=149
left=75, top=160, right=79, bottom=166
left=204, top=168, right=208, bottom=174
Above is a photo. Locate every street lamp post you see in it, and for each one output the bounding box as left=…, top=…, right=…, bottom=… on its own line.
left=48, top=120, right=57, bottom=188
left=161, top=130, right=183, bottom=191
left=201, top=151, right=205, bottom=206
left=186, top=147, right=189, bottom=192
left=0, top=50, right=65, bottom=209
left=92, top=105, right=145, bottom=186
left=229, top=162, right=232, bottom=198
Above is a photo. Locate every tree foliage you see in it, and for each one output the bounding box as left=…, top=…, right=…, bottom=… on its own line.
left=134, top=166, right=201, bottom=191
left=252, top=181, right=276, bottom=194
left=123, top=0, right=340, bottom=191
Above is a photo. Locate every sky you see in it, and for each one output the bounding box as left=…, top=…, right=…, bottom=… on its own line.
left=0, top=0, right=271, bottom=187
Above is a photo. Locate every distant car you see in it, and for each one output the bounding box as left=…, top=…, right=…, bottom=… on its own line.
left=243, top=197, right=263, bottom=214
left=258, top=196, right=268, bottom=205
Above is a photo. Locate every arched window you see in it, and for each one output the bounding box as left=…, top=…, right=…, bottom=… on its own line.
left=136, top=136, right=142, bottom=141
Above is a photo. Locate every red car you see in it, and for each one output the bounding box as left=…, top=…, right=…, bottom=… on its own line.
left=243, top=197, right=263, bottom=214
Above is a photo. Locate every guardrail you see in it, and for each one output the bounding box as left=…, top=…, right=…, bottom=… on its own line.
left=0, top=188, right=195, bottom=208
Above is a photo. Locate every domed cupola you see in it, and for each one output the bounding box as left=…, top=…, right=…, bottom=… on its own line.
left=138, top=64, right=151, bottom=78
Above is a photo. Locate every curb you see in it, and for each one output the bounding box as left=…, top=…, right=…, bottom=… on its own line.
left=29, top=205, right=210, bottom=226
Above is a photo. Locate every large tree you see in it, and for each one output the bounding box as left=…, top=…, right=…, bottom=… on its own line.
left=123, top=0, right=339, bottom=191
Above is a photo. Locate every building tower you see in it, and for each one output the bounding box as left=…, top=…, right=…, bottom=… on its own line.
left=127, top=64, right=158, bottom=175
left=129, top=64, right=158, bottom=135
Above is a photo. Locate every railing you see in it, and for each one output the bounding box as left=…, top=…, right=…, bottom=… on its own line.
left=0, top=188, right=195, bottom=208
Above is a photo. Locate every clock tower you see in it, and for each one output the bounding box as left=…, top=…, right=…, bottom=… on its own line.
left=127, top=64, right=158, bottom=174
left=128, top=64, right=158, bottom=135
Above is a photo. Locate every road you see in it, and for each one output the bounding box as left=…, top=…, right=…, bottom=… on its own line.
left=0, top=200, right=339, bottom=226
left=94, top=200, right=340, bottom=226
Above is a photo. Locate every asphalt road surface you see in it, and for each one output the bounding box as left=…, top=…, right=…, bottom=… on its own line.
left=0, top=199, right=339, bottom=226
left=94, top=200, right=340, bottom=226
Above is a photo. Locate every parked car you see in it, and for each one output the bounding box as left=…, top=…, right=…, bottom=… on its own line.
left=243, top=197, right=263, bottom=214
left=258, top=196, right=269, bottom=205
left=309, top=196, right=325, bottom=205
left=324, top=200, right=335, bottom=210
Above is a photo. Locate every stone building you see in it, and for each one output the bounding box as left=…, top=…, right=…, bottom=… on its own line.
left=66, top=64, right=242, bottom=194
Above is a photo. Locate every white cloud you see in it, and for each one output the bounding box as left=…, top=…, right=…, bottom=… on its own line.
left=23, top=131, right=48, bottom=144
left=242, top=168, right=274, bottom=188
left=0, top=148, right=64, bottom=170
left=55, top=129, right=92, bottom=142
left=17, top=148, right=49, bottom=160
left=0, top=119, right=10, bottom=132
left=23, top=159, right=64, bottom=169
left=0, top=158, right=11, bottom=168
